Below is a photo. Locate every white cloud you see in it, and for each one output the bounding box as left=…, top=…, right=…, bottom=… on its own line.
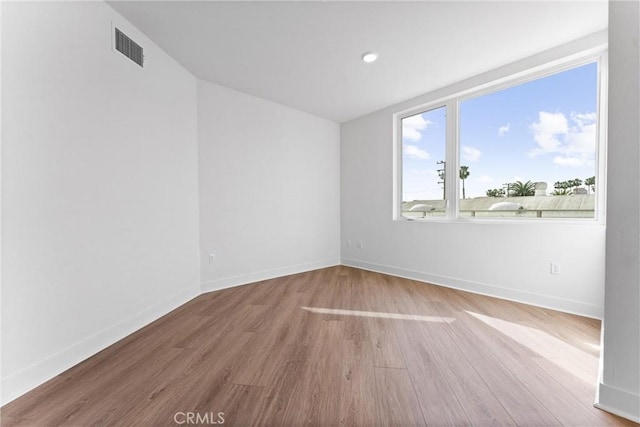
left=477, top=175, right=493, bottom=183
left=498, top=123, right=510, bottom=136
left=461, top=145, right=481, bottom=162
left=403, top=144, right=430, bottom=160
left=402, top=114, right=433, bottom=142
left=528, top=111, right=596, bottom=167
left=552, top=155, right=591, bottom=167
left=529, top=112, right=568, bottom=155
left=565, top=112, right=596, bottom=155
left=572, top=112, right=596, bottom=126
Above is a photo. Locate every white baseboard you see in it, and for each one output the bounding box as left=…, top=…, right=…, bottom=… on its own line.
left=1, top=284, right=200, bottom=406
left=341, top=258, right=603, bottom=319
left=595, top=383, right=640, bottom=423
left=200, top=258, right=341, bottom=293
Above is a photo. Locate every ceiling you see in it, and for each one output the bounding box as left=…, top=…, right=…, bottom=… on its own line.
left=108, top=1, right=607, bottom=123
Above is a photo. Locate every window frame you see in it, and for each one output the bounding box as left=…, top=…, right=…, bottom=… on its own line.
left=394, top=48, right=608, bottom=224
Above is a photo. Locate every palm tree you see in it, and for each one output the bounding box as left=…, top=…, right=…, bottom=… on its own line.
left=570, top=178, right=583, bottom=192
left=553, top=180, right=572, bottom=195
left=459, top=166, right=470, bottom=199
left=585, top=176, right=595, bottom=194
left=509, top=180, right=535, bottom=196
left=553, top=188, right=571, bottom=195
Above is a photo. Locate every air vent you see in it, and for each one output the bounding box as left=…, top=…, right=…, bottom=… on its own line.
left=115, top=28, right=144, bottom=67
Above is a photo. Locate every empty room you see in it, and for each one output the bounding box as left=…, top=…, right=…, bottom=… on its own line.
left=1, top=0, right=639, bottom=425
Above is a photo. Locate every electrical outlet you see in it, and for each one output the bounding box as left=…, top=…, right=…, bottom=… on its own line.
left=347, top=239, right=352, bottom=247
left=358, top=240, right=364, bottom=249
left=550, top=263, right=560, bottom=275
left=209, top=253, right=216, bottom=263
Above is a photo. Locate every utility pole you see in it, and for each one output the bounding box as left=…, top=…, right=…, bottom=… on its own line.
left=503, top=183, right=511, bottom=198
left=437, top=160, right=446, bottom=200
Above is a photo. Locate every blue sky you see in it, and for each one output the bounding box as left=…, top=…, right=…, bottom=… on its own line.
left=402, top=62, right=598, bottom=201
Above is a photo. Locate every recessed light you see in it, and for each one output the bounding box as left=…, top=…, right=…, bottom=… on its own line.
left=361, top=51, right=379, bottom=63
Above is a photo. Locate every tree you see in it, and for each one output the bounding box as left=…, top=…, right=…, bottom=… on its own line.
left=508, top=180, right=535, bottom=196
left=486, top=188, right=506, bottom=197
left=459, top=166, right=470, bottom=199
left=570, top=178, right=583, bottom=191
left=553, top=180, right=572, bottom=195
left=585, top=176, right=595, bottom=194
left=553, top=188, right=571, bottom=195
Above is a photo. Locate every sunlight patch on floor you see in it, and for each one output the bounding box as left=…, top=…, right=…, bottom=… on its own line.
left=585, top=342, right=601, bottom=350
left=301, top=306, right=456, bottom=323
left=466, top=310, right=599, bottom=384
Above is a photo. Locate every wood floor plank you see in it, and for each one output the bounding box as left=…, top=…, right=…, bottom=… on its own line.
left=370, top=275, right=470, bottom=426
left=229, top=291, right=310, bottom=387
left=250, top=360, right=306, bottom=426
left=373, top=367, right=426, bottom=427
left=47, top=348, right=188, bottom=426
left=199, top=383, right=264, bottom=427
left=429, top=305, right=565, bottom=425
left=281, top=319, right=344, bottom=426
left=368, top=317, right=406, bottom=369
left=230, top=303, right=272, bottom=333
left=343, top=315, right=370, bottom=342
left=394, top=321, right=471, bottom=426
left=443, top=315, right=567, bottom=426
left=408, top=320, right=516, bottom=426
left=126, top=331, right=256, bottom=426
left=31, top=347, right=185, bottom=426
left=3, top=266, right=636, bottom=427
left=340, top=338, right=377, bottom=426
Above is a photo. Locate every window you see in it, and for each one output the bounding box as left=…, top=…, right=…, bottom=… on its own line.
left=397, top=55, right=605, bottom=221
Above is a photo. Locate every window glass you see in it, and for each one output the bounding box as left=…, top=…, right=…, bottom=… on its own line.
left=458, top=63, right=598, bottom=218
left=401, top=106, right=447, bottom=218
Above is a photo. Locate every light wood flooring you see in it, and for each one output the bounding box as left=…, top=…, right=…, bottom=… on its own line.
left=2, top=266, right=636, bottom=426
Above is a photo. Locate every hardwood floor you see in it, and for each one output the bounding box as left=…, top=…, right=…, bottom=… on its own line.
left=2, top=266, right=636, bottom=426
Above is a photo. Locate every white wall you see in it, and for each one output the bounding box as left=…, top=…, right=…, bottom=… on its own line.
left=341, top=33, right=608, bottom=318
left=198, top=80, right=340, bottom=291
left=1, top=2, right=200, bottom=404
left=596, top=1, right=640, bottom=421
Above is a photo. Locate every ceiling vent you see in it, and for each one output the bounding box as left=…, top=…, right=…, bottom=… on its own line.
left=114, top=27, right=144, bottom=67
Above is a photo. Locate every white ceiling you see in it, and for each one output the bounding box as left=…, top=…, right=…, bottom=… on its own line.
left=108, top=1, right=607, bottom=123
